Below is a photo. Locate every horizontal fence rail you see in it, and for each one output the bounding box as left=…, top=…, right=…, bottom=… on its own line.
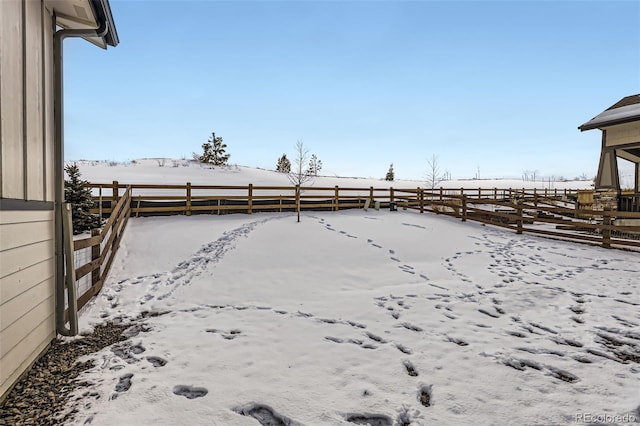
left=65, top=182, right=638, bottom=320
left=67, top=186, right=132, bottom=320
left=82, top=181, right=640, bottom=251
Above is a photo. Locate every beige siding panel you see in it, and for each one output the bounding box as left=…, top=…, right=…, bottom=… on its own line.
left=43, top=6, right=54, bottom=202
left=0, top=294, right=54, bottom=359
left=0, top=277, right=53, bottom=332
left=25, top=0, right=45, bottom=201
left=604, top=122, right=640, bottom=147
left=0, top=0, right=25, bottom=199
left=0, top=220, right=53, bottom=251
left=0, top=209, right=53, bottom=225
left=0, top=239, right=52, bottom=279
left=0, top=312, right=54, bottom=396
left=0, top=258, right=53, bottom=306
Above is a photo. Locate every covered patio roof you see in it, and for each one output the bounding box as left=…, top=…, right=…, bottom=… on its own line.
left=579, top=94, right=640, bottom=131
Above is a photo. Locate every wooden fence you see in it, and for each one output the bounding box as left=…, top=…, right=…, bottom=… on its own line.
left=87, top=181, right=581, bottom=216
left=82, top=182, right=640, bottom=251
left=411, top=189, right=640, bottom=250
left=62, top=182, right=637, bottom=330
left=66, top=186, right=131, bottom=319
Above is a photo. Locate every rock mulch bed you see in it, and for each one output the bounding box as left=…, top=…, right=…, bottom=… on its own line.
left=0, top=319, right=137, bottom=426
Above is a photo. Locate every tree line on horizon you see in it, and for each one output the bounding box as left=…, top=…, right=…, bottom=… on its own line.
left=192, top=131, right=593, bottom=187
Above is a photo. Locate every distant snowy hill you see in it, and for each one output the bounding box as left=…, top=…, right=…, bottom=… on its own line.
left=71, top=158, right=595, bottom=190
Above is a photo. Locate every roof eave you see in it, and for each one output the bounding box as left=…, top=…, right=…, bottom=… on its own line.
left=579, top=116, right=640, bottom=132
left=89, top=0, right=119, bottom=47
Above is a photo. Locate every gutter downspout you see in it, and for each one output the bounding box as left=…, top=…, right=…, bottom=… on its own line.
left=54, top=21, right=108, bottom=336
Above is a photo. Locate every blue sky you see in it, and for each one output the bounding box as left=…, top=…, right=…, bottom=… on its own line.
left=64, top=0, right=640, bottom=180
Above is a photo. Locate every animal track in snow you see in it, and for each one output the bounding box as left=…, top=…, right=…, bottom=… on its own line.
left=418, top=384, right=432, bottom=407
left=403, top=360, right=418, bottom=376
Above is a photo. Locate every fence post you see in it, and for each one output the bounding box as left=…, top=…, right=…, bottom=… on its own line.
left=390, top=187, right=394, bottom=204
left=534, top=188, right=538, bottom=208
left=439, top=187, right=443, bottom=202
left=334, top=185, right=339, bottom=211
left=478, top=187, right=481, bottom=200
left=369, top=186, right=374, bottom=206
left=461, top=195, right=467, bottom=222
left=516, top=201, right=523, bottom=234
left=112, top=180, right=119, bottom=212
left=248, top=184, right=253, bottom=215
left=91, top=228, right=100, bottom=286
left=493, top=187, right=497, bottom=199
left=419, top=187, right=424, bottom=213
left=99, top=186, right=103, bottom=219
left=295, top=184, right=300, bottom=222
left=186, top=182, right=192, bottom=216
left=602, top=209, right=611, bottom=248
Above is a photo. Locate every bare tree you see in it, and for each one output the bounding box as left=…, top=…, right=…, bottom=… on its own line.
left=288, top=140, right=313, bottom=222
left=425, top=154, right=444, bottom=189
left=531, top=169, right=539, bottom=182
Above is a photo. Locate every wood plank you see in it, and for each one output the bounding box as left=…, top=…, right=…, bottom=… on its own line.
left=73, top=234, right=101, bottom=251
left=75, top=258, right=101, bottom=281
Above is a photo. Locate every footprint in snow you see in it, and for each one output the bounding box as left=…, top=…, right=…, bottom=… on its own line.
left=173, top=385, right=208, bottom=399
left=146, top=356, right=167, bottom=367
left=234, top=403, right=297, bottom=426
left=345, top=413, right=393, bottom=426
left=111, top=373, right=133, bottom=400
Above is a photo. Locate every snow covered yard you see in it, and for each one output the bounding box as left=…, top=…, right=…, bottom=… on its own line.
left=69, top=209, right=639, bottom=426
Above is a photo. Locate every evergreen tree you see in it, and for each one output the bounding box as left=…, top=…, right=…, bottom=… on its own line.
left=306, top=154, right=322, bottom=177
left=64, top=163, right=102, bottom=235
left=276, top=154, right=291, bottom=173
left=385, top=163, right=395, bottom=181
left=199, top=132, right=230, bottom=165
